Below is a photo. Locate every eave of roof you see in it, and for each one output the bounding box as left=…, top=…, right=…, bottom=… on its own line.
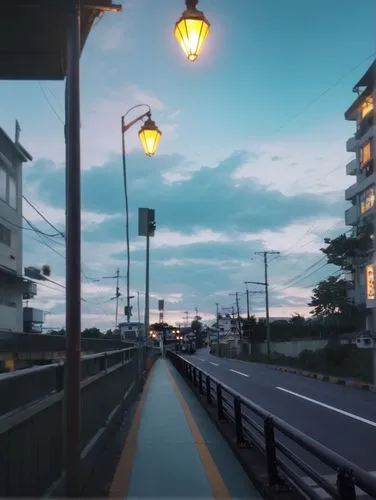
left=0, top=127, right=32, bottom=162
left=0, top=1, right=121, bottom=81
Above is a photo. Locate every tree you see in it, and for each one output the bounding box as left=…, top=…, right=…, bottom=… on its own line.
left=81, top=327, right=103, bottom=338
left=321, top=222, right=373, bottom=271
left=191, top=316, right=206, bottom=347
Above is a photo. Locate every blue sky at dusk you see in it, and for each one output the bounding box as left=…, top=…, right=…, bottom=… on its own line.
left=1, top=0, right=375, bottom=329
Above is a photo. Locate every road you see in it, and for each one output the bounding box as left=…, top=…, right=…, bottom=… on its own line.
left=182, top=349, right=376, bottom=496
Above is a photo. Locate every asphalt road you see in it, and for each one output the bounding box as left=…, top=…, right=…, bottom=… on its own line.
left=181, top=349, right=376, bottom=496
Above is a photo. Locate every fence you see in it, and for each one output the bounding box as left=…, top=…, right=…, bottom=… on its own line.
left=0, top=346, right=159, bottom=497
left=167, top=351, right=376, bottom=500
left=0, top=331, right=127, bottom=354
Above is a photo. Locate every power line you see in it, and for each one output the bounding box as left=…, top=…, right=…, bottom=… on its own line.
left=271, top=53, right=375, bottom=137
left=37, top=82, right=64, bottom=125
left=23, top=195, right=65, bottom=238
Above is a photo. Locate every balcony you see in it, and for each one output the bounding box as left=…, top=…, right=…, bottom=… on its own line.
left=345, top=171, right=375, bottom=201
left=345, top=205, right=359, bottom=225
left=345, top=183, right=359, bottom=201
left=346, top=136, right=358, bottom=152
left=356, top=113, right=374, bottom=140
left=346, top=159, right=357, bottom=176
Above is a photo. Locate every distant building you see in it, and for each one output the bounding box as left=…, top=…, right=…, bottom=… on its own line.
left=344, top=60, right=375, bottom=327
left=0, top=125, right=38, bottom=332
left=118, top=321, right=144, bottom=341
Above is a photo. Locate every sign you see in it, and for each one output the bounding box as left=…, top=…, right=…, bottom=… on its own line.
left=366, top=264, right=375, bottom=308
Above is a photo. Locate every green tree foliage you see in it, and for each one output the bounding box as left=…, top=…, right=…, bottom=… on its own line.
left=321, top=222, right=373, bottom=271
left=192, top=316, right=206, bottom=347
left=81, top=327, right=103, bottom=338
left=309, top=276, right=350, bottom=317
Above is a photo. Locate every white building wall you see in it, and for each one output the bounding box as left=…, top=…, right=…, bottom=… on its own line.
left=0, top=127, right=32, bottom=332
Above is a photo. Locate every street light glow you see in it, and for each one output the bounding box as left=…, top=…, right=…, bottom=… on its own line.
left=138, top=117, right=162, bottom=157
left=175, top=0, right=210, bottom=62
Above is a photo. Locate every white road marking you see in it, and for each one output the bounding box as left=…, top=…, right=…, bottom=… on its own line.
left=276, top=387, right=376, bottom=428
left=210, top=362, right=219, bottom=366
left=197, top=357, right=206, bottom=361
left=300, top=471, right=376, bottom=498
left=230, top=369, right=249, bottom=377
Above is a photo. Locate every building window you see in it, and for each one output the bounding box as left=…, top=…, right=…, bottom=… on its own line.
left=360, top=187, right=375, bottom=214
left=0, top=166, right=6, bottom=201
left=8, top=176, right=16, bottom=209
left=0, top=223, right=11, bottom=246
left=360, top=96, right=373, bottom=119
left=360, top=141, right=372, bottom=168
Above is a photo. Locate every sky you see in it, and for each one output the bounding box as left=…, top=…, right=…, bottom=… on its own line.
left=1, top=0, right=375, bottom=330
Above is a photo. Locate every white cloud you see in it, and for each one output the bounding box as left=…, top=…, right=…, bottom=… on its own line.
left=24, top=84, right=180, bottom=168
left=232, top=136, right=350, bottom=197
left=243, top=216, right=344, bottom=254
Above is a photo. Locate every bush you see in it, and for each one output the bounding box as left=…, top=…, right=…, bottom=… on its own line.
left=245, top=344, right=373, bottom=383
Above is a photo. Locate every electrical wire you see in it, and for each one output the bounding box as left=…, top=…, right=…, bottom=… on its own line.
left=23, top=195, right=65, bottom=238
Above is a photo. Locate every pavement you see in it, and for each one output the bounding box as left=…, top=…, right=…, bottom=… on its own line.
left=182, top=349, right=376, bottom=496
left=109, top=357, right=261, bottom=499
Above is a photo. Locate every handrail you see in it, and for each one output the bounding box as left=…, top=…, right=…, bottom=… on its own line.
left=167, top=351, right=376, bottom=500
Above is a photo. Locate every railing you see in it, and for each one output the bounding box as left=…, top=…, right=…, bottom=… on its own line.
left=0, top=331, right=127, bottom=354
left=0, top=346, right=160, bottom=497
left=167, top=351, right=376, bottom=500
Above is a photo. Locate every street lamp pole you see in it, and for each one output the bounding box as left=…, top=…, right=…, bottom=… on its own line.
left=64, top=1, right=81, bottom=495
left=121, top=105, right=161, bottom=332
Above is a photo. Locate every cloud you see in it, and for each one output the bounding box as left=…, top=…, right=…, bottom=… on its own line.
left=22, top=139, right=347, bottom=331
left=24, top=84, right=180, bottom=168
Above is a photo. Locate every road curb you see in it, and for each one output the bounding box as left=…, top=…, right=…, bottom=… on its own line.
left=272, top=366, right=376, bottom=392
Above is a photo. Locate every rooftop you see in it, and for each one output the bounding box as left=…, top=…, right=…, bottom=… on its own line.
left=345, top=59, right=375, bottom=121
left=0, top=1, right=121, bottom=81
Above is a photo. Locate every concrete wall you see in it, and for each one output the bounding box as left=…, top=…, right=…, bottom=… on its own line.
left=258, top=339, right=329, bottom=358
left=0, top=128, right=30, bottom=332
left=0, top=282, right=22, bottom=331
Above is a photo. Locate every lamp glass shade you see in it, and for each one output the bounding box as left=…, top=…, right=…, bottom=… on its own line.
left=175, top=10, right=210, bottom=61
left=138, top=120, right=161, bottom=157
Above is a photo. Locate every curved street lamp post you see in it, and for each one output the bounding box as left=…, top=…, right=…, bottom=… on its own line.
left=120, top=105, right=161, bottom=334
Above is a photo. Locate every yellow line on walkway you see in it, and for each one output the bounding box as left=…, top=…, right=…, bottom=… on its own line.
left=108, top=366, right=154, bottom=499
left=165, top=360, right=231, bottom=499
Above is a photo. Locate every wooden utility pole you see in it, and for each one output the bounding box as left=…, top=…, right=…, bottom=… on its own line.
left=254, top=251, right=280, bottom=357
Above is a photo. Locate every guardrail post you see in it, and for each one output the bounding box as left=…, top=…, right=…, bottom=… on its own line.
left=56, top=363, right=65, bottom=392
left=336, top=467, right=356, bottom=500
left=198, top=372, right=203, bottom=394
left=206, top=376, right=212, bottom=405
left=216, top=383, right=225, bottom=421
left=234, top=396, right=245, bottom=445
left=264, top=416, right=280, bottom=487
left=193, top=367, right=197, bottom=387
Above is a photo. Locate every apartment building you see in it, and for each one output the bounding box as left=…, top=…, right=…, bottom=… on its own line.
left=344, top=60, right=375, bottom=327
left=0, top=124, right=37, bottom=332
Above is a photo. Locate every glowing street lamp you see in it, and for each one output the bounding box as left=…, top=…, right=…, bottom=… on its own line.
left=121, top=104, right=162, bottom=331
left=138, top=116, right=162, bottom=157
left=175, top=0, right=210, bottom=62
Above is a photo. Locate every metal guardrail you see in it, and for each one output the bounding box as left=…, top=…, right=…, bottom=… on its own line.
left=167, top=351, right=376, bottom=500
left=0, top=331, right=127, bottom=353
left=0, top=346, right=160, bottom=497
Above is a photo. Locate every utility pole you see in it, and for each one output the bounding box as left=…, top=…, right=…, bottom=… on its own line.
left=184, top=311, right=189, bottom=326
left=254, top=251, right=280, bottom=358
left=229, top=292, right=242, bottom=340
left=137, top=291, right=141, bottom=324
left=102, top=269, right=126, bottom=328
left=244, top=282, right=264, bottom=341
left=216, top=302, right=220, bottom=347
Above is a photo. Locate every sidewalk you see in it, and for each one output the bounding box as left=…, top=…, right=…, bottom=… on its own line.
left=109, top=358, right=261, bottom=499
